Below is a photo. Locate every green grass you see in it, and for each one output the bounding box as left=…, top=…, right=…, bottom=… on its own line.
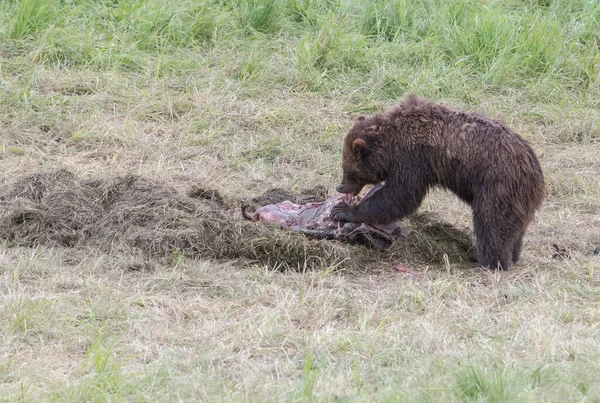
left=9, top=0, right=57, bottom=39
left=1, top=0, right=598, bottom=101
left=1, top=0, right=599, bottom=401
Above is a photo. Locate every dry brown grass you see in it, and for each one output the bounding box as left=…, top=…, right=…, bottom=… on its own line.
left=0, top=169, right=475, bottom=274
left=1, top=75, right=599, bottom=400
left=0, top=169, right=360, bottom=271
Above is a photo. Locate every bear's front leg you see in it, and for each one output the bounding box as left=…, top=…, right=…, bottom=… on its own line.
left=332, top=174, right=428, bottom=225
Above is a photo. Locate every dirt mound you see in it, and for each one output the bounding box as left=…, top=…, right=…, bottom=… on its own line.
left=0, top=170, right=475, bottom=270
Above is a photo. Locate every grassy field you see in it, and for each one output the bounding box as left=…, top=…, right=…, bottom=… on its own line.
left=1, top=0, right=599, bottom=401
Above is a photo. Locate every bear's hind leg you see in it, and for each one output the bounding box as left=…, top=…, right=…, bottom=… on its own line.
left=512, top=229, right=525, bottom=263
left=473, top=209, right=514, bottom=270
left=476, top=236, right=512, bottom=270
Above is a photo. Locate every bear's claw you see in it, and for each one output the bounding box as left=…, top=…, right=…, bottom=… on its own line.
left=331, top=202, right=356, bottom=222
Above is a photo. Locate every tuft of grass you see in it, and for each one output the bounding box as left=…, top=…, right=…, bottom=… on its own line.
left=287, top=0, right=319, bottom=27
left=360, top=0, right=413, bottom=41
left=9, top=0, right=56, bottom=39
left=296, top=17, right=368, bottom=89
left=52, top=344, right=132, bottom=401
left=115, top=0, right=224, bottom=51
left=233, top=0, right=281, bottom=34
left=453, top=365, right=515, bottom=402
left=300, top=352, right=320, bottom=401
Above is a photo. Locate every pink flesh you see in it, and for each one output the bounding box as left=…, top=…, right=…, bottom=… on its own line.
left=254, top=184, right=384, bottom=227
left=254, top=201, right=301, bottom=223
left=255, top=197, right=343, bottom=229
left=242, top=183, right=402, bottom=250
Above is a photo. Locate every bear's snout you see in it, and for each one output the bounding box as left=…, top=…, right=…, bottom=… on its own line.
left=336, top=183, right=362, bottom=195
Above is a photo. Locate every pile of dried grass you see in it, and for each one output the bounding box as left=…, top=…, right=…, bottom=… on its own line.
left=0, top=170, right=475, bottom=270
left=0, top=170, right=357, bottom=270
left=389, top=212, right=476, bottom=264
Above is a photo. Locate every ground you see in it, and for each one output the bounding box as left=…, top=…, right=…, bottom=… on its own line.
left=0, top=0, right=599, bottom=401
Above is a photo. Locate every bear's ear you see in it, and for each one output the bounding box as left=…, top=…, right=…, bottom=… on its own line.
left=352, top=138, right=368, bottom=159
left=357, top=115, right=365, bottom=122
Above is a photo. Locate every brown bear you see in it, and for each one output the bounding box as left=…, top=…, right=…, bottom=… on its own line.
left=331, top=94, right=545, bottom=270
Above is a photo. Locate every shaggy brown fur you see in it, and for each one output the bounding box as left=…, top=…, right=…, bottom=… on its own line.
left=332, top=94, right=545, bottom=270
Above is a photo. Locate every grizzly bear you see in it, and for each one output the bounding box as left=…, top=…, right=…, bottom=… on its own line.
left=331, top=94, right=545, bottom=270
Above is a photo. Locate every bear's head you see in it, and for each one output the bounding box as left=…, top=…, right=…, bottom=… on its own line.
left=335, top=116, right=384, bottom=196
